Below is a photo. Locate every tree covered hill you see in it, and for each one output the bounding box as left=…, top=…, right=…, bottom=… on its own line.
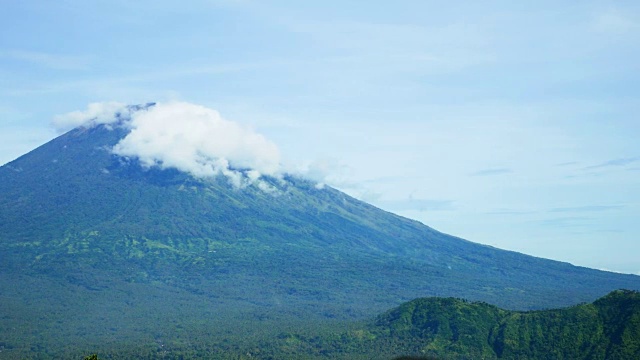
left=264, top=290, right=640, bottom=359
left=373, top=289, right=640, bottom=359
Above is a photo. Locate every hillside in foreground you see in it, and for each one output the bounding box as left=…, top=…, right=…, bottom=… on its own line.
left=257, top=289, right=640, bottom=360
left=50, top=290, right=640, bottom=359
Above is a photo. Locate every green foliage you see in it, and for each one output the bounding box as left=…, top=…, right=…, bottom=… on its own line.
left=1, top=288, right=639, bottom=358
left=358, top=290, right=640, bottom=359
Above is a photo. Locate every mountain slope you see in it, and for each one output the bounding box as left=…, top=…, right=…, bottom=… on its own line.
left=1, top=113, right=640, bottom=357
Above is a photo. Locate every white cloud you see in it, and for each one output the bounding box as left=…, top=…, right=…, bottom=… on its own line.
left=597, top=267, right=624, bottom=274
left=291, top=157, right=366, bottom=194
left=53, top=102, right=324, bottom=189
left=110, top=102, right=281, bottom=187
left=294, top=158, right=342, bottom=184
left=593, top=8, right=638, bottom=34
left=52, top=102, right=128, bottom=132
left=3, top=49, right=91, bottom=70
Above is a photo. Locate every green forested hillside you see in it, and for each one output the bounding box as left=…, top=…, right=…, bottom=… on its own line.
left=348, top=289, right=640, bottom=359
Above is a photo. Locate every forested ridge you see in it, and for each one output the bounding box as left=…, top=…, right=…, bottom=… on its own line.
left=337, top=289, right=640, bottom=359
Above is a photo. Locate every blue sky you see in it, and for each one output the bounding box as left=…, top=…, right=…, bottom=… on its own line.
left=1, top=0, right=639, bottom=274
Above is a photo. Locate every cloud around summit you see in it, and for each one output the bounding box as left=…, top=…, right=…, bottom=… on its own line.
left=113, top=102, right=281, bottom=178
left=52, top=102, right=128, bottom=132
left=53, top=101, right=283, bottom=187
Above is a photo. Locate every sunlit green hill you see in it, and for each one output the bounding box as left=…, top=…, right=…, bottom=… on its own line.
left=1, top=111, right=639, bottom=357
left=309, top=289, right=640, bottom=359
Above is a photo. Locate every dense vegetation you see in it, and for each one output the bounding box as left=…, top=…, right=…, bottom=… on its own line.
left=185, top=289, right=639, bottom=360
left=1, top=119, right=640, bottom=358
left=12, top=290, right=640, bottom=359
left=363, top=289, right=640, bottom=359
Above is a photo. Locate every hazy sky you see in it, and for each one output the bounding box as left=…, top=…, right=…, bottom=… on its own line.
left=1, top=1, right=639, bottom=274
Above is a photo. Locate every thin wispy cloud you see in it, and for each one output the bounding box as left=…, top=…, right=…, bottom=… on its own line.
left=361, top=176, right=423, bottom=185
left=555, top=161, right=578, bottom=167
left=536, top=216, right=591, bottom=228
left=470, top=168, right=512, bottom=177
left=53, top=102, right=128, bottom=132
left=593, top=8, right=639, bottom=34
left=2, top=60, right=280, bottom=98
left=375, top=198, right=455, bottom=212
left=2, top=50, right=91, bottom=70
left=592, top=229, right=624, bottom=234
left=583, top=156, right=640, bottom=170
left=549, top=205, right=624, bottom=213
left=277, top=15, right=494, bottom=77
left=485, top=209, right=535, bottom=216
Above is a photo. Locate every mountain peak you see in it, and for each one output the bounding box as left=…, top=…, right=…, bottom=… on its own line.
left=51, top=101, right=284, bottom=189
left=1, top=107, right=640, bottom=357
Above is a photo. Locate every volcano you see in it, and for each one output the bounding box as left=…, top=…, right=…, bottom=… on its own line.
left=1, top=103, right=638, bottom=357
